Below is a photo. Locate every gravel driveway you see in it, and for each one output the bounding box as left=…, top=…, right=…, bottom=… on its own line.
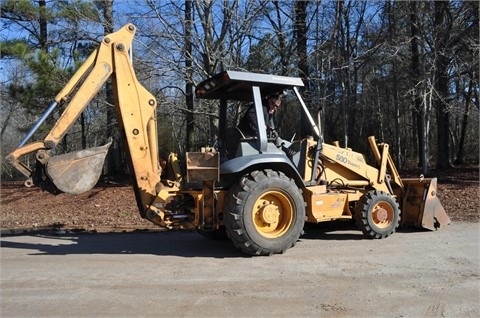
left=1, top=221, right=479, bottom=317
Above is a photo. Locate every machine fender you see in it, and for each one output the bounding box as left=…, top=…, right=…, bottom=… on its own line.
left=220, top=153, right=303, bottom=184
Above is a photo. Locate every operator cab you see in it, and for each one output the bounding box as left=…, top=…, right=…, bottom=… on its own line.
left=195, top=70, right=322, bottom=184
left=196, top=71, right=304, bottom=159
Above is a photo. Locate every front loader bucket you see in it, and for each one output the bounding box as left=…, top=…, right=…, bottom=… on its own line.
left=400, top=178, right=451, bottom=230
left=46, top=141, right=112, bottom=195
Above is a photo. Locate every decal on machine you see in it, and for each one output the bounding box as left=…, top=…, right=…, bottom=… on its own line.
left=335, top=153, right=362, bottom=170
left=330, top=198, right=345, bottom=208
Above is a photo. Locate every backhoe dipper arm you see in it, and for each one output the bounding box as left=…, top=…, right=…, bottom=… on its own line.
left=5, top=24, right=161, bottom=216
left=6, top=48, right=99, bottom=179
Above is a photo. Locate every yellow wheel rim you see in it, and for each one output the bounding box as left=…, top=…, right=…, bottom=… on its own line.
left=252, top=190, right=294, bottom=238
left=371, top=200, right=394, bottom=229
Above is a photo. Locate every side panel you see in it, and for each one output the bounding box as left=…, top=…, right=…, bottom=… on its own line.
left=321, top=143, right=391, bottom=193
left=303, top=185, right=351, bottom=223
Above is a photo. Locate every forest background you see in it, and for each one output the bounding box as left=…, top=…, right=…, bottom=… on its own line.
left=1, top=0, right=478, bottom=181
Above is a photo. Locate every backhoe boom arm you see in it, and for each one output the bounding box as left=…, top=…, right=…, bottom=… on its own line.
left=5, top=24, right=161, bottom=215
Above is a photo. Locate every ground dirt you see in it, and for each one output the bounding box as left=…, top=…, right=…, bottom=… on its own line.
left=0, top=166, right=478, bottom=233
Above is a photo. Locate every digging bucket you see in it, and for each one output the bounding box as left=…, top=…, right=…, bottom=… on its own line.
left=400, top=177, right=451, bottom=230
left=45, top=141, right=112, bottom=194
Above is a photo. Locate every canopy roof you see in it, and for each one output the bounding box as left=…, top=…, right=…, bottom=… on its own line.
left=195, top=70, right=304, bottom=101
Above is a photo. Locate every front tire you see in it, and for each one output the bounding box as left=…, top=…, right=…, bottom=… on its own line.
left=225, top=170, right=306, bottom=255
left=355, top=190, right=400, bottom=239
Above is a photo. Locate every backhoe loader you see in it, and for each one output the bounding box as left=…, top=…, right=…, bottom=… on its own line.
left=5, top=24, right=450, bottom=256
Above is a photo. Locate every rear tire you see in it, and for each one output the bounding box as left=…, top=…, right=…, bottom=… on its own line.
left=225, top=170, right=306, bottom=255
left=355, top=190, right=400, bottom=239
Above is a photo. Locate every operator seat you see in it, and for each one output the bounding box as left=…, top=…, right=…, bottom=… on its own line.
left=223, top=127, right=245, bottom=159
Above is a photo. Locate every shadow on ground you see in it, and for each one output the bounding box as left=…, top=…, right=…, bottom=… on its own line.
left=1, top=221, right=427, bottom=258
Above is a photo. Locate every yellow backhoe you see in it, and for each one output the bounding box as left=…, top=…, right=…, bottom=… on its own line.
left=6, top=24, right=450, bottom=255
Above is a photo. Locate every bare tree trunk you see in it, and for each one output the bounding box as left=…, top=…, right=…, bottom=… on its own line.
left=185, top=0, right=195, bottom=152
left=334, top=0, right=349, bottom=147
left=385, top=1, right=402, bottom=168
left=80, top=113, right=87, bottom=149
left=295, top=0, right=311, bottom=138
left=434, top=1, right=452, bottom=168
left=410, top=2, right=428, bottom=174
left=0, top=106, right=15, bottom=138
left=38, top=0, right=48, bottom=52
left=455, top=79, right=473, bottom=164
left=100, top=0, right=121, bottom=175
left=392, top=64, right=402, bottom=168
left=273, top=1, right=288, bottom=75
left=195, top=0, right=215, bottom=76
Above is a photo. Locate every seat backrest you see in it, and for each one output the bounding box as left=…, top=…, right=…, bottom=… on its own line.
left=224, top=127, right=245, bottom=159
